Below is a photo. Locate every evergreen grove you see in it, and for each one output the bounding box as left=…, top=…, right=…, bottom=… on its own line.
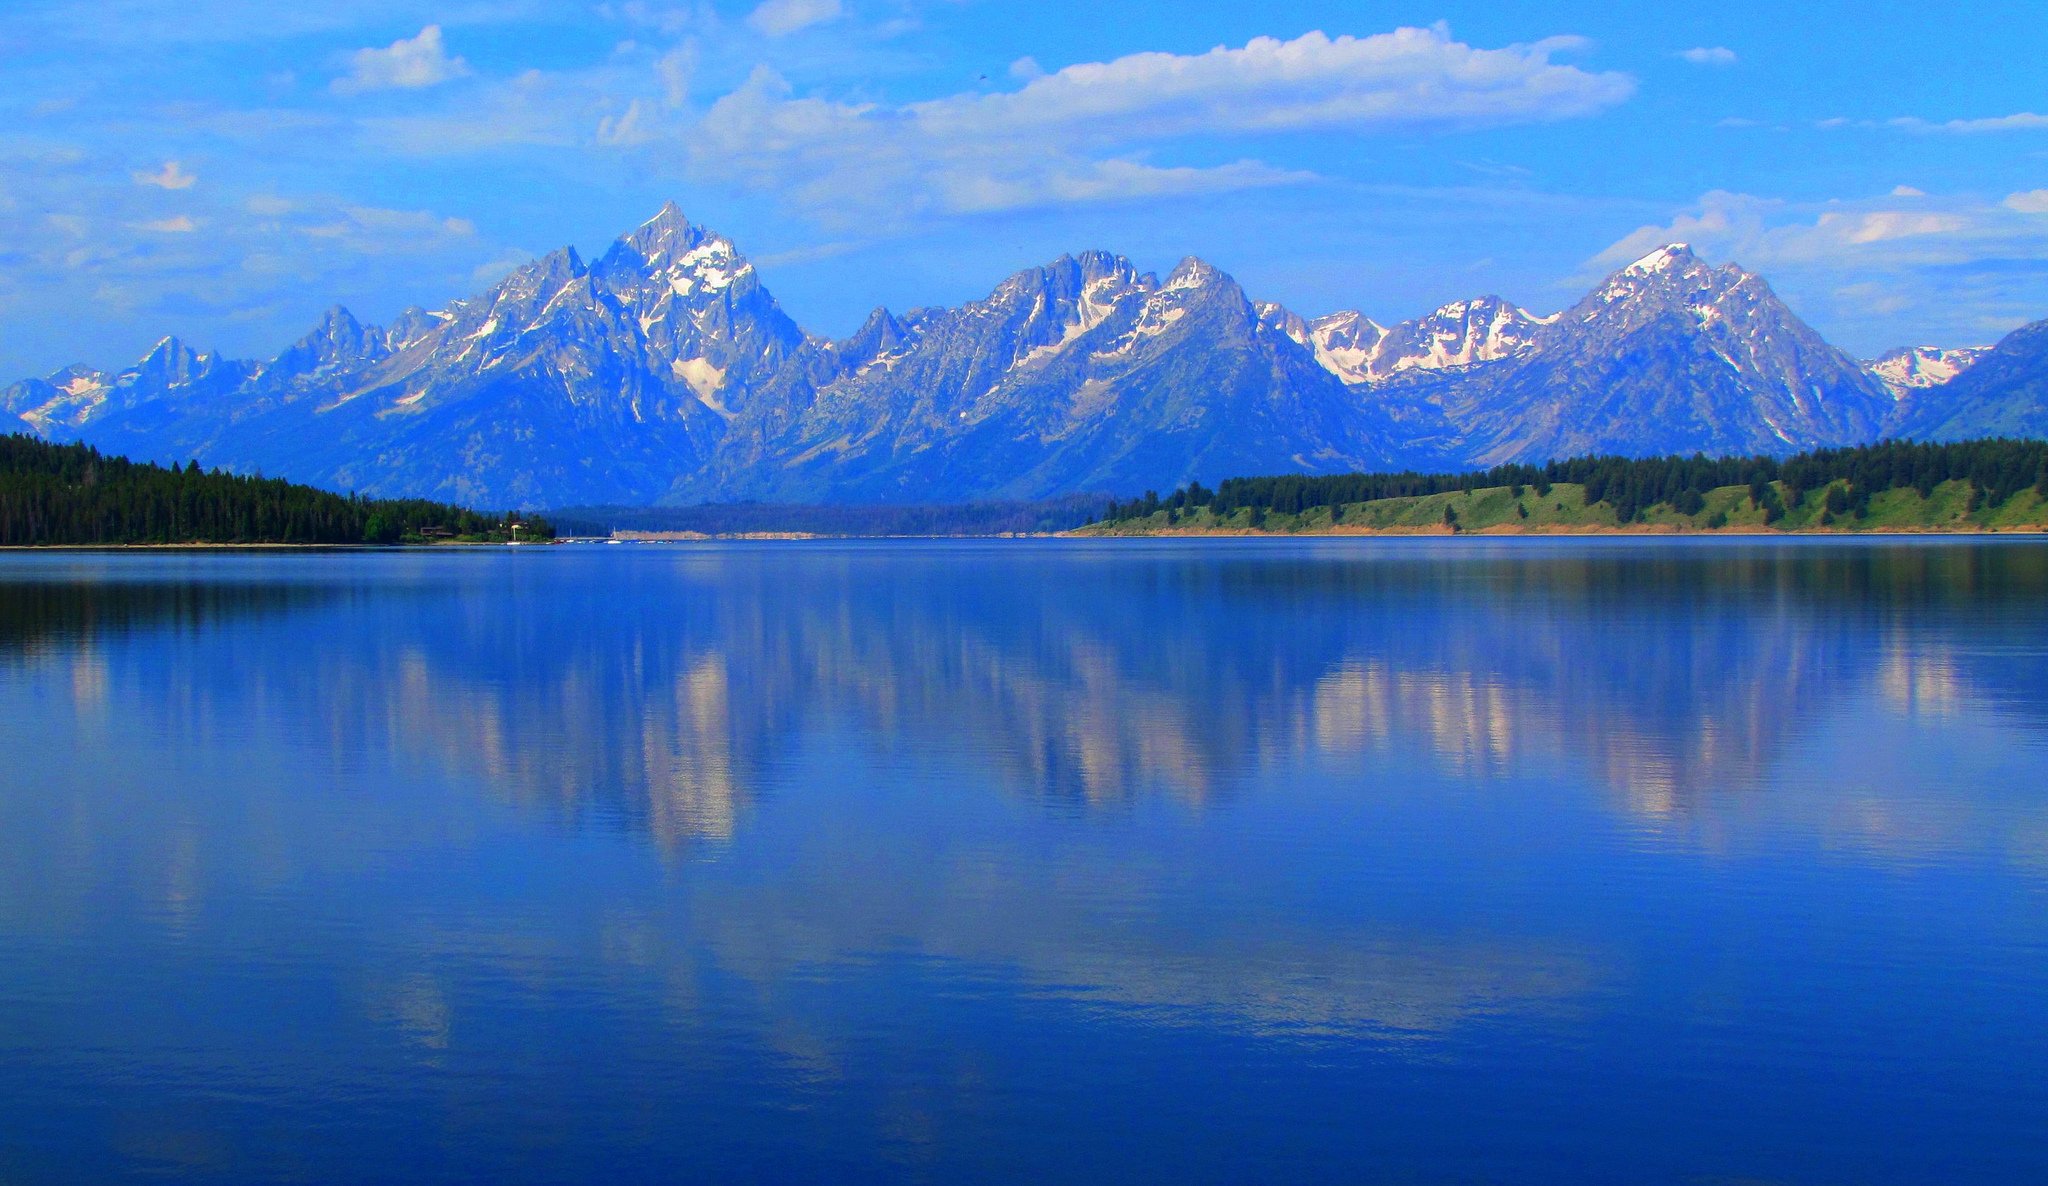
left=0, top=436, right=552, bottom=546
left=1096, top=439, right=2048, bottom=526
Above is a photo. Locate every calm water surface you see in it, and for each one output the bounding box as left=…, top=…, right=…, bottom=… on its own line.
left=1, top=538, right=2045, bottom=1184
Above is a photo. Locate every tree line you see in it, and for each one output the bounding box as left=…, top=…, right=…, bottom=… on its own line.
left=1096, top=439, right=2048, bottom=525
left=0, top=435, right=551, bottom=546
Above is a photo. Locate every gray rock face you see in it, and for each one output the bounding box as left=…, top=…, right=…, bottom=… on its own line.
left=1889, top=318, right=2048, bottom=440
left=3, top=212, right=2033, bottom=506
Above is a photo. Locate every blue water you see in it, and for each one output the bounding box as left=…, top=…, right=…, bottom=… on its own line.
left=1, top=539, right=2045, bottom=1184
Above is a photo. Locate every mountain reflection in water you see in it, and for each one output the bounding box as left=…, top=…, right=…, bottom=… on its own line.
left=0, top=541, right=2044, bottom=1185
left=4, top=543, right=2047, bottom=845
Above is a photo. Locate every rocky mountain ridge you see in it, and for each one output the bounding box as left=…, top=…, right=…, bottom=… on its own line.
left=4, top=205, right=2035, bottom=507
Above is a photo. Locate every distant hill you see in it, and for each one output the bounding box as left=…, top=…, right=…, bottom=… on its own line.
left=1892, top=318, right=2048, bottom=441
left=4, top=203, right=2041, bottom=507
left=0, top=435, right=547, bottom=546
left=1084, top=439, right=2048, bottom=535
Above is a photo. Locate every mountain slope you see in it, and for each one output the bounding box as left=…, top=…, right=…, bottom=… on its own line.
left=1865, top=345, right=1988, bottom=397
left=6, top=209, right=2037, bottom=506
left=7, top=205, right=809, bottom=508
left=1891, top=318, right=2048, bottom=440
left=1436, top=245, right=1895, bottom=463
left=680, top=253, right=1407, bottom=502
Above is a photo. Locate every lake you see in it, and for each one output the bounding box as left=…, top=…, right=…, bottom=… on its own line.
left=1, top=538, right=2045, bottom=1184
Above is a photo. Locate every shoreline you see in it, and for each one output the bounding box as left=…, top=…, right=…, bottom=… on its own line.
left=0, top=540, right=540, bottom=551
left=2, top=527, right=2044, bottom=549
left=1070, top=522, right=2048, bottom=539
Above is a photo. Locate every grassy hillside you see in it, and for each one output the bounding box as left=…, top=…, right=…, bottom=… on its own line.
left=0, top=435, right=551, bottom=546
left=1080, top=441, right=2048, bottom=536
left=1080, top=478, right=2048, bottom=535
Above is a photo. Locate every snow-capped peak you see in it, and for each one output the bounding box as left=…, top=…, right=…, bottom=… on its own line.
left=1162, top=257, right=1226, bottom=292
left=641, top=200, right=688, bottom=231
left=1625, top=243, right=1696, bottom=276
left=1865, top=344, right=1989, bottom=397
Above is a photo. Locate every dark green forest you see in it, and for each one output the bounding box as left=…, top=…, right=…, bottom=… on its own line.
left=1098, top=439, right=2048, bottom=525
left=0, top=436, right=551, bottom=546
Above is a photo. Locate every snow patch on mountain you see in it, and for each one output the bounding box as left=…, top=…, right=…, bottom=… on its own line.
left=1865, top=345, right=1989, bottom=397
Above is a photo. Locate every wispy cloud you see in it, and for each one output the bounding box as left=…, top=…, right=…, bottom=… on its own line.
left=0, top=147, right=497, bottom=373
left=1888, top=111, right=2048, bottom=134
left=1817, top=112, right=2048, bottom=134
left=1676, top=46, right=1737, bottom=66
left=1588, top=187, right=2048, bottom=349
left=332, top=25, right=471, bottom=95
left=681, top=26, right=1634, bottom=224
left=132, top=160, right=196, bottom=189
left=746, top=0, right=841, bottom=38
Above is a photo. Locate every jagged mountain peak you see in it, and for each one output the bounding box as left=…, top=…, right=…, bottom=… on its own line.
left=641, top=199, right=688, bottom=230
left=986, top=251, right=1148, bottom=305
left=622, top=201, right=711, bottom=256
left=1301, top=295, right=1546, bottom=387
left=1427, top=293, right=1553, bottom=324
left=601, top=205, right=756, bottom=301
left=837, top=306, right=921, bottom=374
left=1068, top=249, right=1144, bottom=281
left=508, top=246, right=588, bottom=292
left=1254, top=301, right=1311, bottom=347
left=1865, top=344, right=1989, bottom=396
left=316, top=305, right=362, bottom=332
left=1162, top=256, right=1231, bottom=292
left=1456, top=245, right=1893, bottom=464
left=1569, top=244, right=1787, bottom=339
left=1300, top=311, right=1391, bottom=386
left=4, top=203, right=2033, bottom=508
left=126, top=336, right=212, bottom=387
left=1622, top=242, right=1698, bottom=276
left=270, top=305, right=386, bottom=380
left=1890, top=317, right=2048, bottom=440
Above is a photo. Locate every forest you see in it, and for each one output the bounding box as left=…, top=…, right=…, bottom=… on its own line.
left=0, top=436, right=551, bottom=546
left=1096, top=439, right=2048, bottom=526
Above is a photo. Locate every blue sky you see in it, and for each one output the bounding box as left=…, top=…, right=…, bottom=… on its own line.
left=2, top=0, right=2045, bottom=377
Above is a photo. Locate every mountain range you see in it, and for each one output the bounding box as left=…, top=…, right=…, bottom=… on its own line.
left=7, top=202, right=2045, bottom=508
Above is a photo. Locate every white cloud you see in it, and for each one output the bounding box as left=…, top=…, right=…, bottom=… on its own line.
left=1891, top=185, right=1926, bottom=197
left=333, top=26, right=471, bottom=95
left=133, top=160, right=197, bottom=190
left=597, top=99, right=656, bottom=146
left=1587, top=188, right=2048, bottom=350
left=301, top=205, right=476, bottom=250
left=746, top=0, right=842, bottom=38
left=1828, top=209, right=1967, bottom=244
left=1887, top=112, right=2048, bottom=134
left=1677, top=47, right=1737, bottom=66
left=683, top=26, right=1633, bottom=224
left=357, top=69, right=592, bottom=153
left=0, top=144, right=501, bottom=377
left=655, top=43, right=697, bottom=107
left=911, top=27, right=1631, bottom=141
left=1590, top=189, right=2044, bottom=273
